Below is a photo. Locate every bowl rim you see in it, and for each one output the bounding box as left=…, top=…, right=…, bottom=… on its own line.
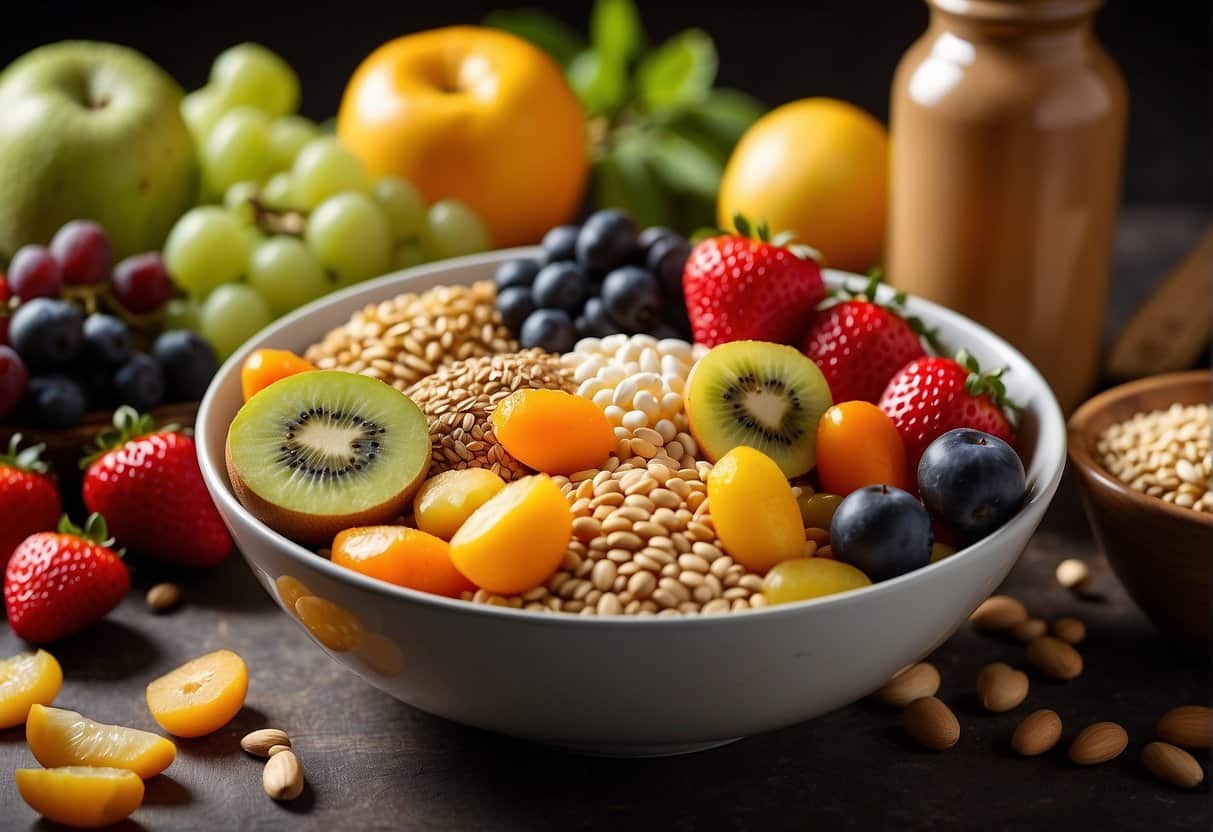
left=196, top=248, right=1068, bottom=628
left=1067, top=369, right=1213, bottom=529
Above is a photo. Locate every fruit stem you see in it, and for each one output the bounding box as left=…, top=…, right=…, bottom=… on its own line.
left=0, top=434, right=50, bottom=474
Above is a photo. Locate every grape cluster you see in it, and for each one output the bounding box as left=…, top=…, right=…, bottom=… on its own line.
left=172, top=43, right=492, bottom=360
left=0, top=221, right=218, bottom=427
left=493, top=210, right=692, bottom=354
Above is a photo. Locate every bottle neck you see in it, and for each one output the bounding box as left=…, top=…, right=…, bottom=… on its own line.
left=927, top=0, right=1099, bottom=44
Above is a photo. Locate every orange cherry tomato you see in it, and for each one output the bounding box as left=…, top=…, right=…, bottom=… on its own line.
left=814, top=401, right=909, bottom=495
left=240, top=349, right=315, bottom=401
left=331, top=526, right=474, bottom=598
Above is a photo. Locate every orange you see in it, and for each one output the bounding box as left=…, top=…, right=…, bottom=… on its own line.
left=27, top=704, right=176, bottom=779
left=337, top=26, right=588, bottom=247
left=145, top=649, right=248, bottom=738
left=332, top=525, right=474, bottom=597
left=718, top=98, right=888, bottom=273
left=16, top=766, right=144, bottom=828
left=814, top=401, right=909, bottom=495
left=706, top=446, right=804, bottom=573
left=491, top=389, right=615, bottom=475
left=0, top=649, right=62, bottom=729
left=240, top=348, right=315, bottom=401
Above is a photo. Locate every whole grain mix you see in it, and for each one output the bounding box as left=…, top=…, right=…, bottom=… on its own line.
left=1096, top=402, right=1210, bottom=512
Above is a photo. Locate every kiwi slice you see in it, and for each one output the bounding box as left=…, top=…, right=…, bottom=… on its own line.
left=226, top=370, right=431, bottom=545
left=685, top=341, right=832, bottom=478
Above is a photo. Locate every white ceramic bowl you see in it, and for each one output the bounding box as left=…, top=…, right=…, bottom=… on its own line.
left=196, top=249, right=1066, bottom=756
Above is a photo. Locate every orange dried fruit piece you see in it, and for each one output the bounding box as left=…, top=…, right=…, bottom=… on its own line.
left=145, top=649, right=248, bottom=738
left=449, top=474, right=573, bottom=595
left=16, top=766, right=144, bottom=829
left=0, top=649, right=62, bottom=729
left=490, top=389, right=615, bottom=475
left=707, top=446, right=805, bottom=572
left=240, top=348, right=316, bottom=402
left=332, top=525, right=474, bottom=597
left=27, top=704, right=176, bottom=779
left=413, top=468, right=506, bottom=540
left=294, top=596, right=364, bottom=651
left=275, top=574, right=313, bottom=616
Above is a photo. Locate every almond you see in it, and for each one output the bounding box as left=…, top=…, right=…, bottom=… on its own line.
left=1026, top=636, right=1083, bottom=680
left=1051, top=616, right=1086, bottom=645
left=872, top=662, right=941, bottom=707
left=1157, top=705, right=1212, bottom=749
left=903, top=697, right=960, bottom=751
left=1069, top=721, right=1128, bottom=765
left=263, top=749, right=304, bottom=801
left=242, top=728, right=292, bottom=758
left=1142, top=741, right=1205, bottom=788
left=1011, top=617, right=1047, bottom=643
left=146, top=582, right=182, bottom=613
left=1056, top=558, right=1090, bottom=591
left=268, top=744, right=291, bottom=756
left=1011, top=709, right=1062, bottom=756
left=976, top=662, right=1029, bottom=713
left=969, top=595, right=1027, bottom=631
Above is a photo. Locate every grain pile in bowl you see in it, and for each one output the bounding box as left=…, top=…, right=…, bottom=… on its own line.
left=1096, top=403, right=1211, bottom=512
left=304, top=281, right=516, bottom=391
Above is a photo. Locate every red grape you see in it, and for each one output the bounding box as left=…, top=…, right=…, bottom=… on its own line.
left=0, top=275, right=9, bottom=347
left=8, top=245, right=63, bottom=300
left=112, top=252, right=174, bottom=313
left=50, top=220, right=112, bottom=285
left=0, top=345, right=27, bottom=418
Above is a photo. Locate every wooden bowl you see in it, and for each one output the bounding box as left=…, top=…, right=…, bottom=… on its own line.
left=1068, top=370, right=1212, bottom=652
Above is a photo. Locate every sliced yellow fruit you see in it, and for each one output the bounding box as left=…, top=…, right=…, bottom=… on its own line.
left=27, top=704, right=176, bottom=779
left=0, top=649, right=62, bottom=729
left=146, top=649, right=248, bottom=738
left=15, top=766, right=144, bottom=828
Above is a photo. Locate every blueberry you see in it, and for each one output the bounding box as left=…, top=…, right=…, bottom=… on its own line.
left=24, top=374, right=86, bottom=428
left=575, top=210, right=638, bottom=272
left=152, top=330, right=218, bottom=402
left=531, top=262, right=590, bottom=312
left=638, top=226, right=676, bottom=254
left=575, top=297, right=623, bottom=338
left=82, top=314, right=132, bottom=366
left=830, top=485, right=932, bottom=582
left=8, top=298, right=83, bottom=370
left=918, top=428, right=1026, bottom=542
left=112, top=352, right=164, bottom=412
left=519, top=308, right=576, bottom=354
left=541, top=225, right=580, bottom=264
left=493, top=258, right=541, bottom=291
left=601, top=266, right=662, bottom=331
left=496, top=285, right=536, bottom=333
left=68, top=358, right=111, bottom=407
left=646, top=236, right=690, bottom=299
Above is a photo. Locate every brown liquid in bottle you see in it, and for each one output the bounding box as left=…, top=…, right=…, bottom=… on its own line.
left=888, top=0, right=1127, bottom=412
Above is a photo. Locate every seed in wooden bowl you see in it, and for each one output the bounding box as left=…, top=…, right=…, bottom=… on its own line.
left=1096, top=402, right=1211, bottom=512
left=1012, top=617, right=1047, bottom=643
left=872, top=662, right=941, bottom=707
left=263, top=749, right=304, bottom=800
left=970, top=595, right=1027, bottom=631
left=903, top=697, right=960, bottom=751
left=1056, top=558, right=1091, bottom=591
left=1069, top=721, right=1128, bottom=765
left=145, top=582, right=181, bottom=613
left=1026, top=636, right=1083, bottom=680
left=242, top=728, right=291, bottom=758
left=1011, top=709, right=1062, bottom=756
left=1051, top=616, right=1086, bottom=645
left=1157, top=705, right=1212, bottom=749
left=1141, top=741, right=1205, bottom=788
left=976, top=663, right=1029, bottom=713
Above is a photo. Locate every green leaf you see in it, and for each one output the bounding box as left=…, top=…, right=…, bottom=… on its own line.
left=485, top=9, right=586, bottom=67
left=568, top=50, right=630, bottom=117
left=590, top=0, right=645, bottom=63
left=635, top=29, right=718, bottom=111
left=675, top=88, right=766, bottom=147
left=594, top=138, right=667, bottom=228
left=647, top=127, right=724, bottom=200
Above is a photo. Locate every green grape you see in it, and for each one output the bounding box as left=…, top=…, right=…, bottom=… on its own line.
left=392, top=240, right=427, bottom=271
left=268, top=115, right=319, bottom=171
left=291, top=137, right=371, bottom=209
left=304, top=192, right=391, bottom=286
left=163, top=207, right=250, bottom=296
left=421, top=200, right=492, bottom=261
left=209, top=42, right=300, bottom=118
left=203, top=107, right=273, bottom=195
left=249, top=236, right=332, bottom=315
left=199, top=283, right=274, bottom=359
left=242, top=225, right=268, bottom=252
left=180, top=86, right=229, bottom=142
left=163, top=297, right=200, bottom=331
left=373, top=177, right=427, bottom=240
left=261, top=172, right=297, bottom=209
left=224, top=181, right=260, bottom=225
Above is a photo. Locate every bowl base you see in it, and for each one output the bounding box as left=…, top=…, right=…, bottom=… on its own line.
left=544, top=737, right=743, bottom=757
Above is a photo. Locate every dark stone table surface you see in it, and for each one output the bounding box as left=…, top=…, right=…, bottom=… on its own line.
left=0, top=206, right=1208, bottom=831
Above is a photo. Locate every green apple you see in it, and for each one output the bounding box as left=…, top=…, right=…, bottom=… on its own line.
left=0, top=41, right=198, bottom=261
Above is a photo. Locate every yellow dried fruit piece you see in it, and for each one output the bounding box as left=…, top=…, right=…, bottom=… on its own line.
left=146, top=649, right=248, bottom=738
left=0, top=650, right=62, bottom=729
left=16, top=766, right=144, bottom=828
left=413, top=468, right=506, bottom=540
left=27, top=704, right=176, bottom=779
left=707, top=446, right=804, bottom=572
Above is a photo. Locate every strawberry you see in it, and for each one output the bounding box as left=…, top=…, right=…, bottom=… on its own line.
left=878, top=351, right=1018, bottom=469
left=5, top=513, right=129, bottom=643
left=82, top=407, right=231, bottom=568
left=801, top=272, right=942, bottom=404
left=683, top=214, right=825, bottom=347
left=0, top=435, right=62, bottom=568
